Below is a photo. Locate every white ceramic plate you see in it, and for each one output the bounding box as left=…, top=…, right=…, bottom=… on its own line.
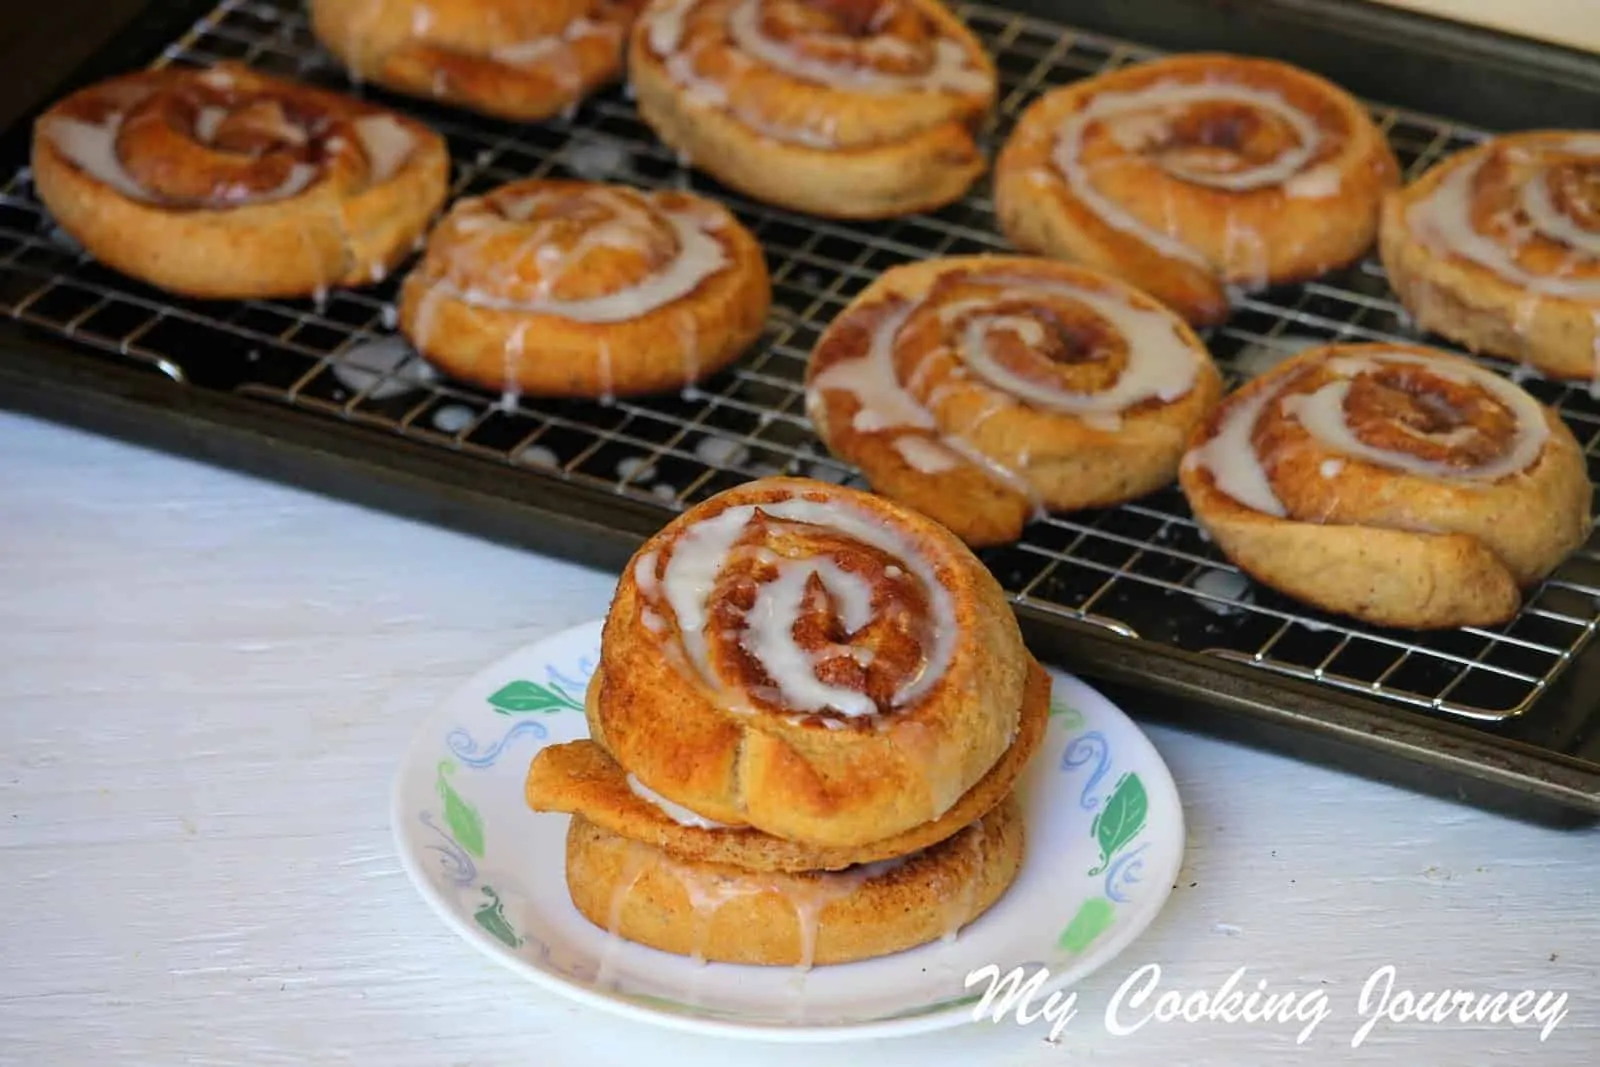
left=392, top=619, right=1185, bottom=1042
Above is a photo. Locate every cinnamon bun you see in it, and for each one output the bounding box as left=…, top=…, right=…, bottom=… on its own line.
left=589, top=476, right=1033, bottom=848
left=29, top=63, right=449, bottom=300
left=561, top=792, right=1023, bottom=967
left=1178, top=342, right=1593, bottom=629
left=994, top=53, right=1401, bottom=325
left=803, top=255, right=1224, bottom=547
left=396, top=178, right=770, bottom=400
left=627, top=0, right=998, bottom=218
left=309, top=0, right=645, bottom=121
left=1379, top=131, right=1600, bottom=385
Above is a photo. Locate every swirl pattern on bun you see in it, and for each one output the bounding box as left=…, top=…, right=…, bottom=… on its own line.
left=996, top=53, right=1401, bottom=325
left=30, top=63, right=449, bottom=299
left=1178, top=342, right=1593, bottom=628
left=398, top=178, right=770, bottom=401
left=1380, top=131, right=1600, bottom=384
left=805, top=255, right=1223, bottom=546
left=628, top=0, right=997, bottom=218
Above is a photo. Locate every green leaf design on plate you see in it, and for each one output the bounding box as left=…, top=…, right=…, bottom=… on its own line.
left=436, top=760, right=484, bottom=858
left=1088, top=772, right=1147, bottom=875
left=1049, top=700, right=1086, bottom=731
left=488, top=679, right=581, bottom=714
left=473, top=886, right=521, bottom=948
left=1058, top=896, right=1115, bottom=953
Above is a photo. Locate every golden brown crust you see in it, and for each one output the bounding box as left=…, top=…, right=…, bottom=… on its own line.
left=994, top=53, right=1401, bottom=325
left=309, top=0, right=645, bottom=121
left=563, top=792, right=1025, bottom=966
left=627, top=0, right=996, bottom=218
left=396, top=179, right=771, bottom=399
left=29, top=63, right=449, bottom=300
left=803, top=255, right=1224, bottom=548
left=528, top=656, right=1048, bottom=871
left=1378, top=131, right=1600, bottom=382
left=592, top=476, right=1030, bottom=848
left=1177, top=342, right=1593, bottom=629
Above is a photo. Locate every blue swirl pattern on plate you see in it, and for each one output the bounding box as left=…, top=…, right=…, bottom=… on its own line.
left=446, top=719, right=549, bottom=768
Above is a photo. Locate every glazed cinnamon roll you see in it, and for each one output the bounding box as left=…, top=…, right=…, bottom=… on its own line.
left=1379, top=131, right=1600, bottom=384
left=803, top=255, right=1224, bottom=547
left=309, top=0, right=645, bottom=121
left=628, top=0, right=998, bottom=218
left=994, top=53, right=1401, bottom=326
left=589, top=476, right=1034, bottom=849
left=396, top=178, right=770, bottom=400
left=1178, top=343, right=1593, bottom=629
left=29, top=63, right=449, bottom=300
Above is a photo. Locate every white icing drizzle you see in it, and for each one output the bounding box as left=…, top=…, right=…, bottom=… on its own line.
left=1282, top=352, right=1549, bottom=481
left=724, top=0, right=988, bottom=95
left=943, top=282, right=1199, bottom=417
left=500, top=321, right=528, bottom=410
left=1193, top=568, right=1253, bottom=612
left=1521, top=171, right=1600, bottom=259
left=1592, top=309, right=1600, bottom=400
left=693, top=436, right=749, bottom=467
left=626, top=773, right=731, bottom=829
left=43, top=115, right=148, bottom=200
left=648, top=847, right=908, bottom=969
left=193, top=105, right=227, bottom=143
left=744, top=558, right=878, bottom=717
left=351, top=114, right=415, bottom=182
left=1283, top=161, right=1343, bottom=199
left=1050, top=78, right=1330, bottom=269
left=892, top=434, right=959, bottom=473
left=426, top=192, right=728, bottom=324
left=1184, top=379, right=1288, bottom=517
left=647, top=0, right=987, bottom=146
left=331, top=337, right=435, bottom=400
left=1406, top=135, right=1600, bottom=301
left=812, top=303, right=933, bottom=434
left=648, top=0, right=696, bottom=53
left=45, top=113, right=319, bottom=205
left=1186, top=348, right=1552, bottom=516
left=491, top=15, right=617, bottom=69
left=654, top=497, right=955, bottom=718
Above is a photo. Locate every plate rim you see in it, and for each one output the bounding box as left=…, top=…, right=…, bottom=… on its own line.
left=390, top=618, right=1187, bottom=1043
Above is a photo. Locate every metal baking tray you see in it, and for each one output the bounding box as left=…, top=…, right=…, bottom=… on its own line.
left=1, top=0, right=1597, bottom=825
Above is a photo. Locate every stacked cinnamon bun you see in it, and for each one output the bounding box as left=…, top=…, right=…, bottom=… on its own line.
left=524, top=477, right=1047, bottom=966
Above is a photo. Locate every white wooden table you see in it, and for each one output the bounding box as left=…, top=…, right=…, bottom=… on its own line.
left=0, top=409, right=1595, bottom=1065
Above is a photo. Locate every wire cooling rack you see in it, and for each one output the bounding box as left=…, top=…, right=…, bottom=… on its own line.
left=1, top=0, right=1597, bottom=723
